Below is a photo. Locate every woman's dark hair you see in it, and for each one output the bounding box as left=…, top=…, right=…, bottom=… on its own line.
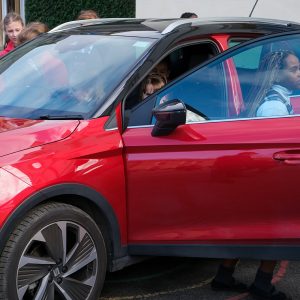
left=180, top=12, right=198, bottom=18
left=247, top=50, right=296, bottom=117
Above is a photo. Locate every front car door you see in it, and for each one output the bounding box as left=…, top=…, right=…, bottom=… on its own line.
left=123, top=31, right=300, bottom=259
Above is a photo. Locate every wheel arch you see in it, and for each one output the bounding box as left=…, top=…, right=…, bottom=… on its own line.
left=0, top=183, right=126, bottom=269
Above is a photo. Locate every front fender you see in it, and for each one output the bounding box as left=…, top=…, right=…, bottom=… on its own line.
left=0, top=183, right=125, bottom=259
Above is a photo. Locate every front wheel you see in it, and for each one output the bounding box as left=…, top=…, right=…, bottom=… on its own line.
left=0, top=202, right=107, bottom=300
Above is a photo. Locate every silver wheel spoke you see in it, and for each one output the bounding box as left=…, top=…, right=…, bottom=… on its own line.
left=41, top=223, right=65, bottom=263
left=65, top=242, right=79, bottom=264
left=57, top=221, right=68, bottom=265
left=54, top=282, right=73, bottom=300
left=83, top=274, right=97, bottom=287
left=18, top=262, right=50, bottom=288
left=18, top=285, right=28, bottom=299
left=65, top=230, right=95, bottom=269
left=33, top=274, right=51, bottom=300
left=19, top=255, right=55, bottom=268
left=64, top=248, right=97, bottom=277
left=56, top=277, right=92, bottom=300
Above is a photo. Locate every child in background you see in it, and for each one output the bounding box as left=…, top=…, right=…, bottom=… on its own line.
left=180, top=12, right=198, bottom=18
left=76, top=9, right=100, bottom=20
left=17, top=22, right=49, bottom=45
left=0, top=12, right=24, bottom=56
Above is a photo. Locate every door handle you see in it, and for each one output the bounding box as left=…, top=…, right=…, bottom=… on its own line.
left=273, top=151, right=300, bottom=165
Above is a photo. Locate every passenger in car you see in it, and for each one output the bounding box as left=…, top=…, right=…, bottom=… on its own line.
left=150, top=59, right=171, bottom=83
left=248, top=50, right=300, bottom=117
left=141, top=73, right=166, bottom=100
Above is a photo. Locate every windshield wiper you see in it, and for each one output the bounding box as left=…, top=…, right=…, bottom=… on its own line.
left=39, top=114, right=84, bottom=120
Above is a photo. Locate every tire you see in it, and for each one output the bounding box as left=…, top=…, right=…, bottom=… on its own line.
left=0, top=202, right=107, bottom=300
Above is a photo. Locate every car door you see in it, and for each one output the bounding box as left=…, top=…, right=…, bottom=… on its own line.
left=122, top=31, right=300, bottom=248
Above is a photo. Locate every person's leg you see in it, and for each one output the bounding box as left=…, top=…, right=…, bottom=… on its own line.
left=250, top=260, right=290, bottom=300
left=223, top=258, right=239, bottom=268
left=211, top=259, right=248, bottom=292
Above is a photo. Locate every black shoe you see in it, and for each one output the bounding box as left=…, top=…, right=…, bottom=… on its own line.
left=249, top=284, right=291, bottom=300
left=211, top=278, right=248, bottom=293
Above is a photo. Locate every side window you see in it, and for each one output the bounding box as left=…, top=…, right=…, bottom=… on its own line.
left=154, top=33, right=300, bottom=123
left=126, top=42, right=219, bottom=126
left=128, top=33, right=300, bottom=128
left=231, top=36, right=300, bottom=118
left=228, top=37, right=257, bottom=48
left=168, top=42, right=218, bottom=80
left=233, top=45, right=263, bottom=101
left=155, top=63, right=227, bottom=122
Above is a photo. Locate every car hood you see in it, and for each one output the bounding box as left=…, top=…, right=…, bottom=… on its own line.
left=0, top=117, right=80, bottom=157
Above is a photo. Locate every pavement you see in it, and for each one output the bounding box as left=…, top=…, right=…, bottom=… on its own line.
left=100, top=257, right=300, bottom=299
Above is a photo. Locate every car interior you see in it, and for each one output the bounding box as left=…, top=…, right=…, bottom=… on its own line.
left=124, top=41, right=219, bottom=127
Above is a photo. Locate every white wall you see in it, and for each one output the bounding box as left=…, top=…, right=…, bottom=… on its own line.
left=136, top=0, right=300, bottom=23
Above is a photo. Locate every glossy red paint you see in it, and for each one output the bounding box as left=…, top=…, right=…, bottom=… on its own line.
left=211, top=34, right=230, bottom=51
left=0, top=117, right=128, bottom=243
left=123, top=117, right=300, bottom=243
left=2, top=17, right=300, bottom=300
left=0, top=118, right=79, bottom=157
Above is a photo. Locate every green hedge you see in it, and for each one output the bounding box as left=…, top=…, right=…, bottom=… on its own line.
left=25, top=0, right=135, bottom=29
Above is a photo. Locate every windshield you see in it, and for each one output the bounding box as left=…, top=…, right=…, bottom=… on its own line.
left=0, top=33, right=155, bottom=119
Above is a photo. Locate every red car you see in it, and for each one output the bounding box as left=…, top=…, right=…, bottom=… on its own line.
left=0, top=17, right=300, bottom=299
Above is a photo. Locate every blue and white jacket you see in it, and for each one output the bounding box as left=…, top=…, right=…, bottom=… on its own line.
left=256, top=84, right=293, bottom=117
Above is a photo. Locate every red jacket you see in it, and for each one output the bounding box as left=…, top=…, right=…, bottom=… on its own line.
left=0, top=40, right=15, bottom=57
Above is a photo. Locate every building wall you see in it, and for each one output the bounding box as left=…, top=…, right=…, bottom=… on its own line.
left=136, top=0, right=300, bottom=23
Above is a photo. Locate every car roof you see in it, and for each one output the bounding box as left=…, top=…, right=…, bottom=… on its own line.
left=50, top=17, right=300, bottom=38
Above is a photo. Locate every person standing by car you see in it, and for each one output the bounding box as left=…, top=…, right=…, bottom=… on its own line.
left=212, top=259, right=290, bottom=299
left=76, top=9, right=100, bottom=20
left=180, top=12, right=198, bottom=18
left=0, top=12, right=24, bottom=56
left=16, top=22, right=49, bottom=46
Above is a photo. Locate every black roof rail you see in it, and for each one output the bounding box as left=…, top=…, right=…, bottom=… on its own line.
left=161, top=17, right=300, bottom=35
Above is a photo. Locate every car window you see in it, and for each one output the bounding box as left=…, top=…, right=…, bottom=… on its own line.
left=168, top=33, right=300, bottom=122
left=125, top=41, right=219, bottom=124
left=228, top=38, right=256, bottom=48
left=0, top=34, right=155, bottom=119
left=155, top=63, right=227, bottom=122
left=232, top=45, right=263, bottom=69
left=231, top=35, right=300, bottom=117
left=128, top=32, right=300, bottom=126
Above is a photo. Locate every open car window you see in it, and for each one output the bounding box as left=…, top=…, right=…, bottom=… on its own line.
left=125, top=41, right=219, bottom=127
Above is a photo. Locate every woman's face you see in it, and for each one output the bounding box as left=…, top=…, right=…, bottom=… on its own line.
left=6, top=21, right=23, bottom=46
left=278, top=54, right=300, bottom=90
left=142, top=83, right=154, bottom=99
